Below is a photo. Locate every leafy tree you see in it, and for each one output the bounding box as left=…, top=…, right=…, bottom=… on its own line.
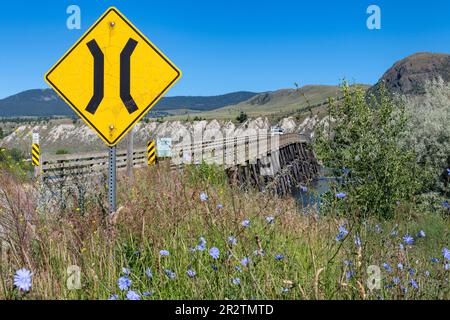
left=314, top=83, right=424, bottom=219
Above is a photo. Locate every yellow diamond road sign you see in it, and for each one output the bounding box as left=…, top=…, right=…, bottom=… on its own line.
left=45, top=7, right=181, bottom=146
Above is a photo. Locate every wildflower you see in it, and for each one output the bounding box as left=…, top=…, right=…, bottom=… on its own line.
left=164, top=269, right=176, bottom=279
left=346, top=270, right=355, bottom=280
left=431, top=258, right=439, bottom=263
left=384, top=284, right=393, bottom=289
left=108, top=294, right=118, bottom=300
left=242, top=220, right=250, bottom=228
left=417, top=230, right=426, bottom=238
left=409, top=279, right=419, bottom=289
left=196, top=237, right=207, bottom=251
left=342, top=167, right=350, bottom=175
left=393, top=277, right=400, bottom=284
left=232, top=278, right=241, bottom=285
left=442, top=247, right=450, bottom=260
left=425, top=271, right=430, bottom=277
left=145, top=267, right=153, bottom=279
left=13, top=268, right=32, bottom=292
left=126, top=290, right=141, bottom=300
left=409, top=268, right=416, bottom=276
left=383, top=263, right=392, bottom=273
left=343, top=260, right=353, bottom=267
left=209, top=247, right=220, bottom=259
left=187, top=269, right=196, bottom=278
left=399, top=244, right=405, bottom=250
left=228, top=236, right=237, bottom=246
left=447, top=168, right=450, bottom=176
left=445, top=263, right=450, bottom=271
left=282, top=287, right=289, bottom=293
left=211, top=264, right=218, bottom=271
left=401, top=286, right=408, bottom=294
left=354, top=236, right=362, bottom=248
left=397, top=263, right=404, bottom=270
left=240, top=257, right=251, bottom=267
left=217, top=204, right=223, bottom=209
left=159, top=249, right=170, bottom=256
left=391, top=230, right=399, bottom=237
left=300, top=186, right=308, bottom=192
left=200, top=192, right=208, bottom=201
left=336, top=192, right=346, bottom=199
left=235, top=265, right=242, bottom=272
left=335, top=225, right=349, bottom=241
left=143, top=291, right=154, bottom=296
left=118, top=276, right=131, bottom=291
left=375, top=225, right=382, bottom=233
left=443, top=201, right=450, bottom=209
left=403, top=234, right=414, bottom=245
left=275, top=254, right=284, bottom=261
left=265, top=216, right=275, bottom=224
left=122, top=267, right=130, bottom=275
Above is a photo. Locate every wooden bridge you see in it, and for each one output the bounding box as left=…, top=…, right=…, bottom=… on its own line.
left=40, top=133, right=319, bottom=195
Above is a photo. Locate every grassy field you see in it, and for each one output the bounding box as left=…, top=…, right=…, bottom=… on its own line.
left=0, top=162, right=448, bottom=300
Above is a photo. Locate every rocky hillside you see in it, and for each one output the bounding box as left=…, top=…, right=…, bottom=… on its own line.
left=0, top=116, right=329, bottom=156
left=369, top=52, right=450, bottom=97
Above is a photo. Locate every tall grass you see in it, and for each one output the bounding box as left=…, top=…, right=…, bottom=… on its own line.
left=0, top=162, right=448, bottom=300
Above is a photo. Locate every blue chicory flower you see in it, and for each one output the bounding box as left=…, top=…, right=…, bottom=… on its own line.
left=13, top=268, right=32, bottom=292
left=164, top=269, right=176, bottom=279
left=232, top=278, right=241, bottom=285
left=209, top=247, right=220, bottom=259
left=335, top=225, right=349, bottom=241
left=275, top=254, right=284, bottom=261
left=228, top=236, right=237, bottom=246
left=159, top=249, right=170, bottom=256
left=417, top=230, right=426, bottom=238
left=126, top=290, right=141, bottom=300
left=200, top=192, right=208, bottom=201
left=118, top=276, right=131, bottom=291
left=383, top=263, right=392, bottom=273
left=242, top=219, right=251, bottom=227
left=240, top=257, right=251, bottom=266
left=336, top=192, right=346, bottom=199
left=187, top=269, right=196, bottom=278
left=442, top=247, right=450, bottom=260
left=410, top=279, right=419, bottom=289
left=403, top=234, right=414, bottom=245
left=196, top=237, right=207, bottom=251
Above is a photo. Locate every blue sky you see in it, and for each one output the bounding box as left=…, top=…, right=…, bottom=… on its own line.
left=0, top=0, right=450, bottom=98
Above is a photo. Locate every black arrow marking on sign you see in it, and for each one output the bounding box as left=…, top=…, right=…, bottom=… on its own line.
left=120, top=38, right=139, bottom=114
left=85, top=40, right=104, bottom=115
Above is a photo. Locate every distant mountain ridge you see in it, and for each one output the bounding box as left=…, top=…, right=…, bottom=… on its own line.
left=0, top=89, right=258, bottom=117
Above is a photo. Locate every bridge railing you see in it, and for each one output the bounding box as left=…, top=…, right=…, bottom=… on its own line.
left=40, top=133, right=305, bottom=180
left=41, top=148, right=147, bottom=181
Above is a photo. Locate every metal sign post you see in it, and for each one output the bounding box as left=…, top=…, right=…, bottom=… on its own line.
left=108, top=146, right=117, bottom=214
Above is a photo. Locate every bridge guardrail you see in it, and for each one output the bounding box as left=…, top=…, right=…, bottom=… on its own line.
left=40, top=133, right=306, bottom=180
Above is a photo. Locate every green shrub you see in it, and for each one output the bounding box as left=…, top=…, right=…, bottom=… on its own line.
left=401, top=78, right=450, bottom=193
left=55, top=149, right=70, bottom=155
left=314, top=83, right=424, bottom=219
left=236, top=111, right=248, bottom=123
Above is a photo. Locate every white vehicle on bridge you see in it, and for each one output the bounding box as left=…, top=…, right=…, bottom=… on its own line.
left=270, top=126, right=285, bottom=135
